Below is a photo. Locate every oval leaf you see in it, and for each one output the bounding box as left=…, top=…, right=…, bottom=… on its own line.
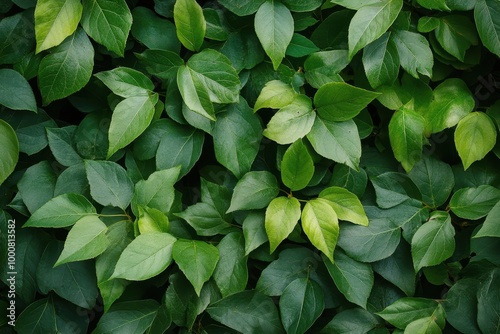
left=265, top=196, right=301, bottom=253
left=449, top=185, right=500, bottom=220
left=227, top=171, right=279, bottom=212
left=0, top=119, right=19, bottom=185
left=319, top=186, right=368, bottom=226
left=174, top=0, right=206, bottom=52
left=281, top=139, right=314, bottom=191
left=0, top=68, right=37, bottom=112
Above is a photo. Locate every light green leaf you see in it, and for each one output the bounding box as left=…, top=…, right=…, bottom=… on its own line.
left=348, top=0, right=403, bottom=59
left=38, top=28, right=94, bottom=105
left=81, top=0, right=132, bottom=57
left=0, top=119, right=19, bottom=185
left=391, top=30, right=433, bottom=78
left=84, top=160, right=134, bottom=209
left=301, top=198, right=339, bottom=262
left=131, top=166, right=180, bottom=216
left=363, top=32, right=400, bottom=88
left=304, top=50, right=349, bottom=89
left=314, top=82, right=379, bottom=122
left=455, top=112, right=497, bottom=170
left=416, top=0, right=450, bottom=10
left=111, top=232, right=176, bottom=281
left=0, top=68, right=37, bottom=112
left=93, top=300, right=159, bottom=334
left=263, top=94, right=315, bottom=145
left=474, top=0, right=500, bottom=57
left=319, top=186, right=368, bottom=226
left=227, top=171, right=279, bottom=212
left=377, top=297, right=444, bottom=329
left=423, top=78, right=474, bottom=135
left=281, top=139, right=314, bottom=191
left=411, top=211, right=455, bottom=272
left=449, top=185, right=500, bottom=220
left=435, top=15, right=478, bottom=61
left=255, top=0, right=294, bottom=70
left=24, top=193, right=96, bottom=228
left=265, top=196, right=301, bottom=253
left=324, top=249, right=374, bottom=308
left=174, top=0, right=205, bottom=52
left=307, top=118, right=361, bottom=170
left=108, top=93, right=159, bottom=158
left=175, top=202, right=232, bottom=236
left=172, top=239, right=220, bottom=296
left=95, top=67, right=154, bottom=98
left=34, top=0, right=82, bottom=53
left=137, top=206, right=170, bottom=234
left=279, top=278, right=324, bottom=334
left=55, top=216, right=109, bottom=266
left=475, top=200, right=500, bottom=238
left=388, top=102, right=426, bottom=172
left=254, top=80, right=297, bottom=112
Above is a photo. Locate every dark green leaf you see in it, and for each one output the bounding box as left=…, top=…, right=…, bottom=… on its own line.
left=131, top=6, right=179, bottom=52
left=474, top=200, right=500, bottom=238
left=204, top=8, right=230, bottom=41
left=93, top=300, right=159, bottom=334
left=329, top=164, right=368, bottom=198
left=0, top=68, right=37, bottom=112
left=175, top=202, right=232, bottom=236
left=319, top=308, right=379, bottom=334
left=218, top=0, right=265, bottom=16
left=416, top=0, right=450, bottom=10
left=449, top=185, right=500, bottom=219
left=281, top=139, right=314, bottom=191
left=46, top=126, right=82, bottom=167
left=286, top=33, right=319, bottom=57
left=0, top=11, right=35, bottom=65
left=135, top=50, right=183, bottom=80
left=304, top=50, right=348, bottom=88
left=363, top=32, right=400, bottom=88
left=435, top=15, right=478, bottom=61
left=242, top=211, right=268, bottom=255
left=474, top=0, right=500, bottom=57
left=17, top=161, right=56, bottom=214
left=0, top=120, right=19, bottom=185
left=476, top=268, right=500, bottom=334
left=443, top=278, right=481, bottom=334
left=227, top=171, right=279, bottom=212
left=213, top=232, right=248, bottom=297
left=370, top=172, right=421, bottom=208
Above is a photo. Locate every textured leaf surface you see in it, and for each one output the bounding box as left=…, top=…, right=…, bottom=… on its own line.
left=0, top=119, right=19, bottom=185
left=0, top=68, right=37, bottom=112
left=265, top=196, right=301, bottom=253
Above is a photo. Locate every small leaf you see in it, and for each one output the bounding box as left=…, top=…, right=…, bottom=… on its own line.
left=227, top=171, right=279, bottom=212
left=254, top=80, right=296, bottom=112
left=301, top=198, right=339, bottom=262
left=319, top=186, right=368, bottom=226
left=0, top=119, right=19, bottom=185
left=174, top=0, right=205, bottom=52
left=265, top=196, right=301, bottom=253
left=475, top=200, right=500, bottom=238
left=363, top=32, right=400, bottom=88
left=475, top=0, right=500, bottom=57
left=95, top=67, right=154, bottom=98
left=391, top=30, right=433, bottom=79
left=111, top=232, right=176, bottom=281
left=411, top=211, right=455, bottom=272
left=34, top=0, right=82, bottom=53
left=449, top=185, right=500, bottom=220
left=255, top=0, right=294, bottom=70
left=281, top=139, right=314, bottom=191
left=0, top=68, right=37, bottom=112
left=172, top=239, right=220, bottom=296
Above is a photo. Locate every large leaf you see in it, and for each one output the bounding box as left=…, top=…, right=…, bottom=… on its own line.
left=475, top=200, right=500, bottom=238
left=281, top=139, right=314, bottom=191
left=207, top=290, right=284, bottom=334
left=443, top=278, right=482, bottom=334
left=38, top=28, right=94, bottom=105
left=477, top=268, right=500, bottom=334
left=391, top=30, right=433, bottom=79
left=94, top=67, right=154, bottom=98
left=319, top=186, right=368, bottom=226
left=348, top=0, right=403, bottom=58
left=307, top=118, right=361, bottom=170
left=254, top=0, right=294, bottom=70
left=0, top=68, right=37, bottom=112
left=0, top=10, right=35, bottom=65
left=172, top=239, right=220, bottom=296
left=454, top=112, right=497, bottom=170
left=301, top=198, right=339, bottom=262
left=107, top=93, right=159, bottom=158
left=81, top=0, right=132, bottom=57
left=173, top=0, right=205, bottom=52
left=93, top=300, right=159, bottom=334
left=24, top=193, right=96, bottom=228
left=475, top=0, right=500, bottom=57
left=227, top=171, right=279, bottom=212
left=435, top=15, right=478, bottom=61
left=449, top=185, right=500, bottom=219
left=265, top=196, right=301, bottom=253
left=111, top=232, right=176, bottom=281
left=411, top=211, right=455, bottom=272
left=363, top=32, right=400, bottom=88
left=0, top=119, right=19, bottom=185
left=34, top=0, right=82, bottom=53
left=84, top=160, right=134, bottom=209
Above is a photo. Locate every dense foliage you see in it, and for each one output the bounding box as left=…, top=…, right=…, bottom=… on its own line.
left=1, top=0, right=500, bottom=333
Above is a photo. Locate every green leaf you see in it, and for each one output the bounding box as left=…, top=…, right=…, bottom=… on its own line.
left=286, top=33, right=319, bottom=57
left=330, top=164, right=368, bottom=198
left=477, top=268, right=500, bottom=334
left=172, top=239, right=220, bottom=296
left=175, top=202, right=232, bottom=236
left=377, top=297, right=444, bottom=329
left=348, top=0, right=403, bottom=59
left=84, top=160, right=134, bottom=209
left=408, top=155, right=455, bottom=209
left=254, top=80, right=297, bottom=112
left=81, top=0, right=132, bottom=57
left=55, top=216, right=109, bottom=266
left=0, top=68, right=37, bottom=112
left=314, top=82, right=379, bottom=122
left=307, top=118, right=361, bottom=170
left=227, top=171, right=279, bottom=212
left=282, top=0, right=322, bottom=12
left=46, top=126, right=82, bottom=167
left=455, top=112, right=497, bottom=170
left=281, top=139, right=314, bottom=191
left=131, top=166, right=180, bottom=216
left=213, top=98, right=263, bottom=178
left=135, top=50, right=184, bottom=80
left=24, top=193, right=96, bottom=228
left=263, top=94, right=316, bottom=145
left=279, top=278, right=324, bottom=334
left=174, top=0, right=205, bottom=52
left=435, top=15, right=478, bottom=61
left=137, top=206, right=170, bottom=234
left=34, top=0, right=82, bottom=53
left=392, top=30, right=433, bottom=78
left=388, top=102, right=426, bottom=172
left=0, top=11, right=35, bottom=65
left=331, top=0, right=383, bottom=9
left=443, top=278, right=482, bottom=334
left=38, top=28, right=94, bottom=105
left=111, top=232, right=176, bottom=281
left=304, top=50, right=349, bottom=89
left=95, top=67, right=154, bottom=98
left=0, top=119, right=19, bottom=185
left=319, top=186, right=368, bottom=226
left=301, top=198, right=339, bottom=262
left=93, top=300, right=159, bottom=334
left=242, top=212, right=268, bottom=256
left=16, top=160, right=56, bottom=214
left=363, top=32, right=400, bottom=88
left=207, top=290, right=284, bottom=334
left=416, top=0, right=450, bottom=10
left=255, top=0, right=294, bottom=70
left=213, top=232, right=248, bottom=298
left=131, top=6, right=179, bottom=52
left=405, top=316, right=443, bottom=333
left=218, top=0, right=265, bottom=16
left=319, top=308, right=379, bottom=334
left=418, top=17, right=440, bottom=33
left=474, top=0, right=500, bottom=57
left=411, top=211, right=455, bottom=272
left=423, top=78, right=475, bottom=135
left=371, top=172, right=421, bottom=208
left=449, top=185, right=500, bottom=219
left=475, top=200, right=500, bottom=238
left=204, top=8, right=230, bottom=41
left=265, top=196, right=301, bottom=253
left=324, top=249, right=374, bottom=308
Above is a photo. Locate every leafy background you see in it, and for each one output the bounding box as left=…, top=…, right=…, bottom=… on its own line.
left=1, top=0, right=500, bottom=333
